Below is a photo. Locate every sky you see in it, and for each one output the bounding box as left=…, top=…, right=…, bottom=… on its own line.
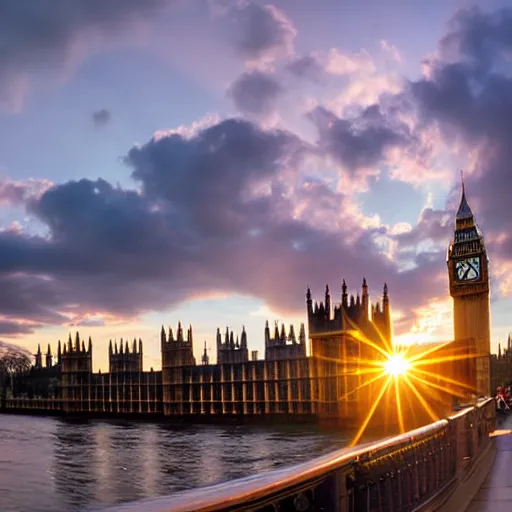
left=1, top=0, right=512, bottom=371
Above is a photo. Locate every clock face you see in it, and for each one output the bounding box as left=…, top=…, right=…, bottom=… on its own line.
left=455, top=257, right=481, bottom=282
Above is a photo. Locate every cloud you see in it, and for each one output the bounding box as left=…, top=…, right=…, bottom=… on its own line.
left=392, top=204, right=452, bottom=248
left=228, top=71, right=283, bottom=116
left=0, top=321, right=41, bottom=337
left=404, top=7, right=512, bottom=271
left=326, top=48, right=375, bottom=76
left=227, top=2, right=296, bottom=64
left=0, top=178, right=53, bottom=206
left=309, top=105, right=412, bottom=183
left=438, top=6, right=512, bottom=71
left=73, top=316, right=106, bottom=327
left=0, top=0, right=173, bottom=109
left=380, top=40, right=402, bottom=63
left=92, top=109, right=111, bottom=127
left=5, top=4, right=512, bottom=343
left=286, top=49, right=378, bottom=83
left=0, top=115, right=448, bottom=338
left=125, top=118, right=306, bottom=237
left=286, top=54, right=326, bottom=82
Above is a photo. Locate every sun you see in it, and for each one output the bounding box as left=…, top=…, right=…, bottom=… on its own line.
left=384, top=353, right=410, bottom=376
left=340, top=320, right=481, bottom=447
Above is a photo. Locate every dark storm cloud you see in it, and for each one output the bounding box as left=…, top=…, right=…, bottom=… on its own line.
left=92, top=109, right=111, bottom=127
left=310, top=105, right=411, bottom=174
left=438, top=7, right=512, bottom=72
left=125, top=118, right=305, bottom=238
left=0, top=0, right=172, bottom=107
left=228, top=2, right=296, bottom=61
left=228, top=71, right=283, bottom=116
left=406, top=7, right=512, bottom=262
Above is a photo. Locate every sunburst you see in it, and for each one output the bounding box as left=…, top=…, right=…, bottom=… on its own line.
left=342, top=325, right=482, bottom=447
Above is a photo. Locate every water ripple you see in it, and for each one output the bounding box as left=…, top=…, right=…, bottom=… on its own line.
left=0, top=414, right=348, bottom=512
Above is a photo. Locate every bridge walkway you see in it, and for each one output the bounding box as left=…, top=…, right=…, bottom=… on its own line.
left=467, top=413, right=512, bottom=512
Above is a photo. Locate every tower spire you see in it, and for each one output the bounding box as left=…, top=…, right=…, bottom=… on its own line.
left=324, top=284, right=331, bottom=320
left=456, top=170, right=474, bottom=220
left=342, top=279, right=348, bottom=307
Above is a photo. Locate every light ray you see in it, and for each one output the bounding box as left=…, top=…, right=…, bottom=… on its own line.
left=339, top=370, right=387, bottom=401
left=311, top=353, right=385, bottom=368
left=408, top=370, right=466, bottom=399
left=404, top=375, right=438, bottom=422
left=352, top=367, right=389, bottom=376
left=394, top=377, right=405, bottom=433
left=409, top=373, right=454, bottom=404
left=402, top=379, right=418, bottom=430
left=384, top=373, right=393, bottom=433
left=328, top=319, right=479, bottom=446
left=350, top=374, right=393, bottom=447
left=366, top=319, right=394, bottom=354
left=407, top=340, right=455, bottom=363
left=346, top=328, right=390, bottom=359
left=412, top=352, right=484, bottom=367
left=411, top=367, right=478, bottom=393
left=343, top=313, right=392, bottom=356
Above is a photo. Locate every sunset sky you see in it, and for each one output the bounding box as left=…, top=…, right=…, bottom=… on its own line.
left=1, top=0, right=512, bottom=371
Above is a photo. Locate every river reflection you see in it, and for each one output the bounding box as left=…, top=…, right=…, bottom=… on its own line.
left=0, top=414, right=349, bottom=512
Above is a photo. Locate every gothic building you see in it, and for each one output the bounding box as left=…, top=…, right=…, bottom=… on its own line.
left=2, top=178, right=492, bottom=421
left=217, top=326, right=249, bottom=364
left=307, top=279, right=392, bottom=421
left=264, top=321, right=306, bottom=361
left=3, top=280, right=390, bottom=425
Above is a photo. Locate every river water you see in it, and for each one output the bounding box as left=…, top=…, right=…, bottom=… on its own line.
left=0, top=414, right=350, bottom=512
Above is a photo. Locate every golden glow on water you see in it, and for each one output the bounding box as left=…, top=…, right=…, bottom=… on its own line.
left=340, top=322, right=483, bottom=447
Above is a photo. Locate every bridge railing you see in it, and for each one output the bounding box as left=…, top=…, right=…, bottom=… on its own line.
left=100, top=398, right=495, bottom=512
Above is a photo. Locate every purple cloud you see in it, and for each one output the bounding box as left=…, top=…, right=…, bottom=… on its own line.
left=228, top=71, right=283, bottom=116
left=228, top=2, right=296, bottom=62
left=0, top=115, right=448, bottom=337
left=3, top=4, right=512, bottom=340
left=286, top=55, right=326, bottom=82
left=0, top=179, right=52, bottom=206
left=309, top=105, right=412, bottom=177
left=404, top=7, right=512, bottom=272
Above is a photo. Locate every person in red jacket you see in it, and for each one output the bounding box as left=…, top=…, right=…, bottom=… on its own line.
left=496, top=387, right=510, bottom=412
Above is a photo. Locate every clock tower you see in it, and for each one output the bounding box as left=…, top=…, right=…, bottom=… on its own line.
left=447, top=179, right=491, bottom=397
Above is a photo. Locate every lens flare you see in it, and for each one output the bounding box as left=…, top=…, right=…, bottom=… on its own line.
left=337, top=320, right=482, bottom=447
left=384, top=353, right=409, bottom=376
